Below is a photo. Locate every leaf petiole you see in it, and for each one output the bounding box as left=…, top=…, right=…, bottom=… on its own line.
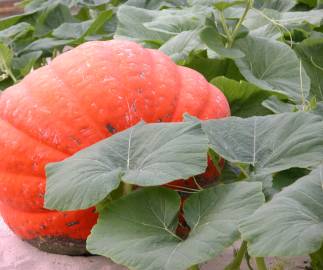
left=224, top=241, right=248, bottom=270
left=255, top=257, right=268, bottom=270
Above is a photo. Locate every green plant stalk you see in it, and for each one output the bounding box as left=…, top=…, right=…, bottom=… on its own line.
left=224, top=241, right=248, bottom=270
left=219, top=0, right=253, bottom=48
left=219, top=10, right=233, bottom=47
left=255, top=257, right=268, bottom=270
left=122, top=182, right=133, bottom=196
left=187, top=265, right=200, bottom=270
left=229, top=0, right=253, bottom=47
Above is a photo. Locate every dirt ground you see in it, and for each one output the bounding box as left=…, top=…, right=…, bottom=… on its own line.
left=0, top=217, right=310, bottom=270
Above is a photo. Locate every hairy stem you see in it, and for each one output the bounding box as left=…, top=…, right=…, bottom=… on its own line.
left=224, top=241, right=248, bottom=270
left=255, top=257, right=268, bottom=270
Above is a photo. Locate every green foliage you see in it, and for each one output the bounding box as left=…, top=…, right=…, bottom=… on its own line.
left=1, top=0, right=323, bottom=269
left=87, top=183, right=264, bottom=270
left=45, top=121, right=208, bottom=210
left=240, top=166, right=323, bottom=256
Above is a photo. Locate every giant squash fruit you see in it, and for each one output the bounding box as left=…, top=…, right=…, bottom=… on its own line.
left=0, top=40, right=230, bottom=255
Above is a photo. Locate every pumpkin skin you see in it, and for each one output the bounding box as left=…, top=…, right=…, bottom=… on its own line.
left=0, top=40, right=230, bottom=254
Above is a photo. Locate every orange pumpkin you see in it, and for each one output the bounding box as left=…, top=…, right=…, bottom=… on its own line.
left=0, top=40, right=230, bottom=255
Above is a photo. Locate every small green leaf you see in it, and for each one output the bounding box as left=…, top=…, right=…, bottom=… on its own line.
left=45, top=121, right=208, bottom=211
left=211, top=76, right=279, bottom=117
left=33, top=3, right=76, bottom=37
left=200, top=27, right=245, bottom=59
left=20, top=38, right=73, bottom=54
left=240, top=165, right=323, bottom=256
left=12, top=51, right=42, bottom=77
left=0, top=42, right=13, bottom=73
left=234, top=35, right=311, bottom=103
left=202, top=112, right=323, bottom=174
left=0, top=22, right=33, bottom=45
left=87, top=182, right=264, bottom=270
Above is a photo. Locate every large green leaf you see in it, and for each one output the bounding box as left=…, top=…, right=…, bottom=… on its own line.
left=262, top=96, right=295, bottom=114
left=115, top=5, right=171, bottom=42
left=45, top=121, right=208, bottom=211
left=294, top=38, right=323, bottom=101
left=240, top=165, right=323, bottom=256
left=184, top=52, right=244, bottom=81
left=87, top=183, right=264, bottom=270
left=243, top=9, right=282, bottom=39
left=159, top=30, right=202, bottom=62
left=211, top=76, right=278, bottom=117
left=234, top=35, right=310, bottom=103
left=253, top=0, right=295, bottom=11
left=202, top=112, right=323, bottom=175
left=144, top=13, right=202, bottom=35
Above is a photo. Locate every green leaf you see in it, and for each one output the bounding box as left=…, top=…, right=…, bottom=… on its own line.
left=234, top=35, right=310, bottom=103
left=12, top=51, right=42, bottom=77
left=144, top=13, right=202, bottom=35
left=53, top=9, right=113, bottom=41
left=53, top=20, right=93, bottom=40
left=294, top=38, right=323, bottom=101
left=0, top=22, right=33, bottom=45
left=243, top=9, right=282, bottom=39
left=262, top=96, right=295, bottom=114
left=202, top=112, right=323, bottom=175
left=211, top=76, right=278, bottom=117
left=253, top=0, right=295, bottom=11
left=87, top=182, right=264, bottom=270
left=159, top=30, right=202, bottom=62
left=125, top=0, right=188, bottom=9
left=0, top=43, right=13, bottom=73
left=115, top=5, right=171, bottom=42
left=33, top=3, right=76, bottom=37
left=184, top=51, right=244, bottom=81
left=272, top=167, right=309, bottom=191
left=200, top=27, right=245, bottom=59
left=45, top=121, right=208, bottom=211
left=213, top=0, right=245, bottom=11
left=240, top=165, right=323, bottom=256
left=0, top=11, right=36, bottom=31
left=20, top=38, right=73, bottom=54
